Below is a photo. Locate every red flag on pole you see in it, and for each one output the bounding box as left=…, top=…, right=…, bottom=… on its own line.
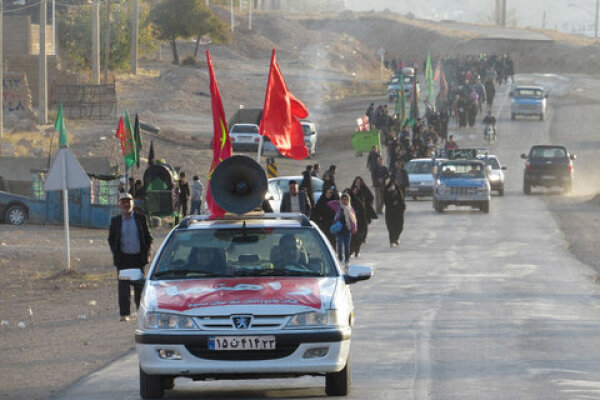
left=260, top=49, right=309, bottom=160
left=205, top=50, right=232, bottom=217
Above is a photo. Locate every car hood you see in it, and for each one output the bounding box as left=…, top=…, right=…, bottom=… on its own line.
left=439, top=178, right=486, bottom=187
left=408, top=173, right=434, bottom=184
left=146, top=277, right=338, bottom=315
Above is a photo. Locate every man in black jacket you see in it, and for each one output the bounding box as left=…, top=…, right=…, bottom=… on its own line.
left=108, top=193, right=153, bottom=321
left=280, top=180, right=311, bottom=217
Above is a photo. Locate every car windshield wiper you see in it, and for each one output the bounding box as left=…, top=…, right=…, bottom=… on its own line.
left=153, top=269, right=228, bottom=279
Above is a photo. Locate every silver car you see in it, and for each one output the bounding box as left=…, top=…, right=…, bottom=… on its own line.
left=405, top=158, right=436, bottom=199
left=510, top=85, right=547, bottom=121
left=229, top=123, right=261, bottom=151
left=478, top=154, right=507, bottom=196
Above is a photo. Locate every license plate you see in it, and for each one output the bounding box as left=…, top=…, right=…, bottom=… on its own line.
left=208, top=336, right=276, bottom=351
left=542, top=175, right=555, bottom=180
left=238, top=136, right=252, bottom=141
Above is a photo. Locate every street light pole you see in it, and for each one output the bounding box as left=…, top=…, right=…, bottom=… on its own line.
left=595, top=0, right=599, bottom=38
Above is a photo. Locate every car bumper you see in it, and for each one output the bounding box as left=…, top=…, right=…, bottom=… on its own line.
left=512, top=107, right=543, bottom=115
left=435, top=193, right=490, bottom=203
left=488, top=180, right=504, bottom=190
left=406, top=185, right=434, bottom=197
left=525, top=174, right=571, bottom=187
left=232, top=142, right=260, bottom=151
left=136, top=329, right=351, bottom=376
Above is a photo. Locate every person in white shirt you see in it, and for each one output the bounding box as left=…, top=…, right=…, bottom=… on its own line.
left=190, top=175, right=204, bottom=215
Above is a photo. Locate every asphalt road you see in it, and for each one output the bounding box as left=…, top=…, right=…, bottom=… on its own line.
left=52, top=75, right=600, bottom=400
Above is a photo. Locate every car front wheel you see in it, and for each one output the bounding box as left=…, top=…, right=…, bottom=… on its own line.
left=140, top=366, right=165, bottom=399
left=523, top=182, right=531, bottom=195
left=5, top=204, right=26, bottom=225
left=325, top=356, right=350, bottom=396
left=480, top=201, right=490, bottom=213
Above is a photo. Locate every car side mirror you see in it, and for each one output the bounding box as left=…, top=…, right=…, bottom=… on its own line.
left=570, top=154, right=577, bottom=160
left=344, top=265, right=373, bottom=284
left=520, top=154, right=527, bottom=159
left=501, top=166, right=508, bottom=170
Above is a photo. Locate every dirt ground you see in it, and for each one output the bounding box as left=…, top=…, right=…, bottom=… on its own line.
left=2, top=9, right=600, bottom=400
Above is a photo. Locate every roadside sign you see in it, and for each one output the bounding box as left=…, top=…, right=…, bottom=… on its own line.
left=44, top=147, right=90, bottom=271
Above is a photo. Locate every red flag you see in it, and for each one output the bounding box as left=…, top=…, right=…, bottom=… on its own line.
left=260, top=49, right=309, bottom=160
left=205, top=50, right=232, bottom=217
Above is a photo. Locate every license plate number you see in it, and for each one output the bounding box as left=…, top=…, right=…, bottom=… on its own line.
left=208, top=336, right=276, bottom=351
left=542, top=175, right=555, bottom=180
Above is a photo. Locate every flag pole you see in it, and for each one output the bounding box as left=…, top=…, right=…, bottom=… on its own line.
left=62, top=152, right=71, bottom=271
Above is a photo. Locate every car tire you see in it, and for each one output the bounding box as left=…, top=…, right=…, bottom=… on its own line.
left=480, top=201, right=490, bottom=213
left=140, top=366, right=165, bottom=399
left=539, top=113, right=545, bottom=121
left=325, top=356, right=350, bottom=396
left=5, top=204, right=26, bottom=225
left=523, top=182, right=531, bottom=195
left=511, top=113, right=516, bottom=120
left=498, top=187, right=504, bottom=196
left=434, top=200, right=444, bottom=213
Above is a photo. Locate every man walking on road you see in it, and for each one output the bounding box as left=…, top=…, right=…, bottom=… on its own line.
left=280, top=180, right=311, bottom=217
left=108, top=193, right=153, bottom=321
left=371, top=156, right=389, bottom=215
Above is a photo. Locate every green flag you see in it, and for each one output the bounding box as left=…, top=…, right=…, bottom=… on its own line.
left=55, top=103, right=68, bottom=148
left=122, top=110, right=137, bottom=170
left=425, top=51, right=435, bottom=105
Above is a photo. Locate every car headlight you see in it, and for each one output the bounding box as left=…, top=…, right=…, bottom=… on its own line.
left=142, top=312, right=198, bottom=330
left=286, top=309, right=345, bottom=329
left=488, top=174, right=500, bottom=181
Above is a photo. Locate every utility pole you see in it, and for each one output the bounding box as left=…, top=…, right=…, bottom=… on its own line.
left=249, top=0, right=252, bottom=30
left=0, top=0, right=3, bottom=141
left=39, top=0, right=48, bottom=125
left=595, top=0, right=599, bottom=38
left=92, top=0, right=100, bottom=84
left=104, top=0, right=111, bottom=83
left=502, top=0, right=507, bottom=27
left=52, top=0, right=55, bottom=55
left=542, top=10, right=546, bottom=29
left=230, top=0, right=235, bottom=33
left=131, top=0, right=138, bottom=74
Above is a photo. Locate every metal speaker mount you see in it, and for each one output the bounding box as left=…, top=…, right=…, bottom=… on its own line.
left=209, top=155, right=268, bottom=215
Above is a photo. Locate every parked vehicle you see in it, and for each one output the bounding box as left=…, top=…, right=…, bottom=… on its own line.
left=510, top=85, right=547, bottom=120
left=0, top=190, right=29, bottom=225
left=269, top=176, right=325, bottom=203
left=229, top=124, right=262, bottom=152
left=262, top=121, right=318, bottom=157
left=521, top=145, right=575, bottom=194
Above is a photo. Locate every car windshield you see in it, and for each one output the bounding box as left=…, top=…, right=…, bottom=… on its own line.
left=302, top=124, right=313, bottom=136
left=231, top=125, right=259, bottom=133
left=530, top=147, right=567, bottom=159
left=515, top=89, right=543, bottom=98
left=152, top=228, right=337, bottom=279
left=440, top=163, right=485, bottom=178
left=406, top=161, right=433, bottom=174
left=481, top=158, right=501, bottom=169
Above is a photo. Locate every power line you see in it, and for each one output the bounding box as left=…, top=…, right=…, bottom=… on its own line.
left=3, top=1, right=42, bottom=14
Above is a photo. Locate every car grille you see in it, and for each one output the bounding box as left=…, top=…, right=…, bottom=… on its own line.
left=518, top=105, right=540, bottom=110
left=449, top=187, right=478, bottom=195
left=194, top=315, right=289, bottom=331
left=186, top=343, right=299, bottom=361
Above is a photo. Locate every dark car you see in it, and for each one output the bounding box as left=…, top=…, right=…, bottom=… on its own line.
left=521, top=145, right=575, bottom=194
left=0, top=190, right=29, bottom=225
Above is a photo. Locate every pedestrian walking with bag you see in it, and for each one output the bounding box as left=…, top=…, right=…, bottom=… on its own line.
left=311, top=188, right=337, bottom=247
left=328, top=193, right=357, bottom=268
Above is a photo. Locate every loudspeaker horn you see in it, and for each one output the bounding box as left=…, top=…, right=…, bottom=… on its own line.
left=209, top=155, right=268, bottom=215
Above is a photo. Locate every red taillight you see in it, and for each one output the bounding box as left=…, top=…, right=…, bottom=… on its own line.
left=525, top=160, right=530, bottom=170
left=569, top=164, right=574, bottom=172
left=230, top=137, right=235, bottom=142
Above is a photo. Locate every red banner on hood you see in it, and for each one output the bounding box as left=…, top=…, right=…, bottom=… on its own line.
left=155, top=277, right=322, bottom=312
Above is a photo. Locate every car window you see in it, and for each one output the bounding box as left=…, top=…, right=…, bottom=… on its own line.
left=531, top=147, right=566, bottom=159
left=231, top=125, right=259, bottom=133
left=311, top=178, right=324, bottom=191
left=515, top=89, right=543, bottom=98
left=302, top=125, right=310, bottom=135
left=406, top=161, right=433, bottom=174
left=152, top=228, right=337, bottom=278
left=440, top=163, right=484, bottom=178
left=480, top=158, right=500, bottom=169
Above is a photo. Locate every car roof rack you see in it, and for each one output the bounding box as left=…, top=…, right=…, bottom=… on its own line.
left=176, top=212, right=312, bottom=229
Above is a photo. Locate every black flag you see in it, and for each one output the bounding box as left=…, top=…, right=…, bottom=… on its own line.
left=148, top=140, right=155, bottom=165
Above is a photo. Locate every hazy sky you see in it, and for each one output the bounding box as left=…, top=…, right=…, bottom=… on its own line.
left=344, top=0, right=598, bottom=35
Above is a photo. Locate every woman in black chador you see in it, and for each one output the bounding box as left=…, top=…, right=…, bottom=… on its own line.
left=310, top=188, right=338, bottom=247
left=384, top=179, right=406, bottom=247
left=347, top=186, right=367, bottom=258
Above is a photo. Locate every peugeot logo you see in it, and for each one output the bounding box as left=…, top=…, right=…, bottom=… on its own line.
left=231, top=316, right=252, bottom=329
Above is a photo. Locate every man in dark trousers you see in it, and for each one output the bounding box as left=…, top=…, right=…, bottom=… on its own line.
left=371, top=156, right=389, bottom=215
left=280, top=180, right=311, bottom=217
left=108, top=193, right=153, bottom=321
left=176, top=172, right=191, bottom=223
left=391, top=159, right=410, bottom=198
